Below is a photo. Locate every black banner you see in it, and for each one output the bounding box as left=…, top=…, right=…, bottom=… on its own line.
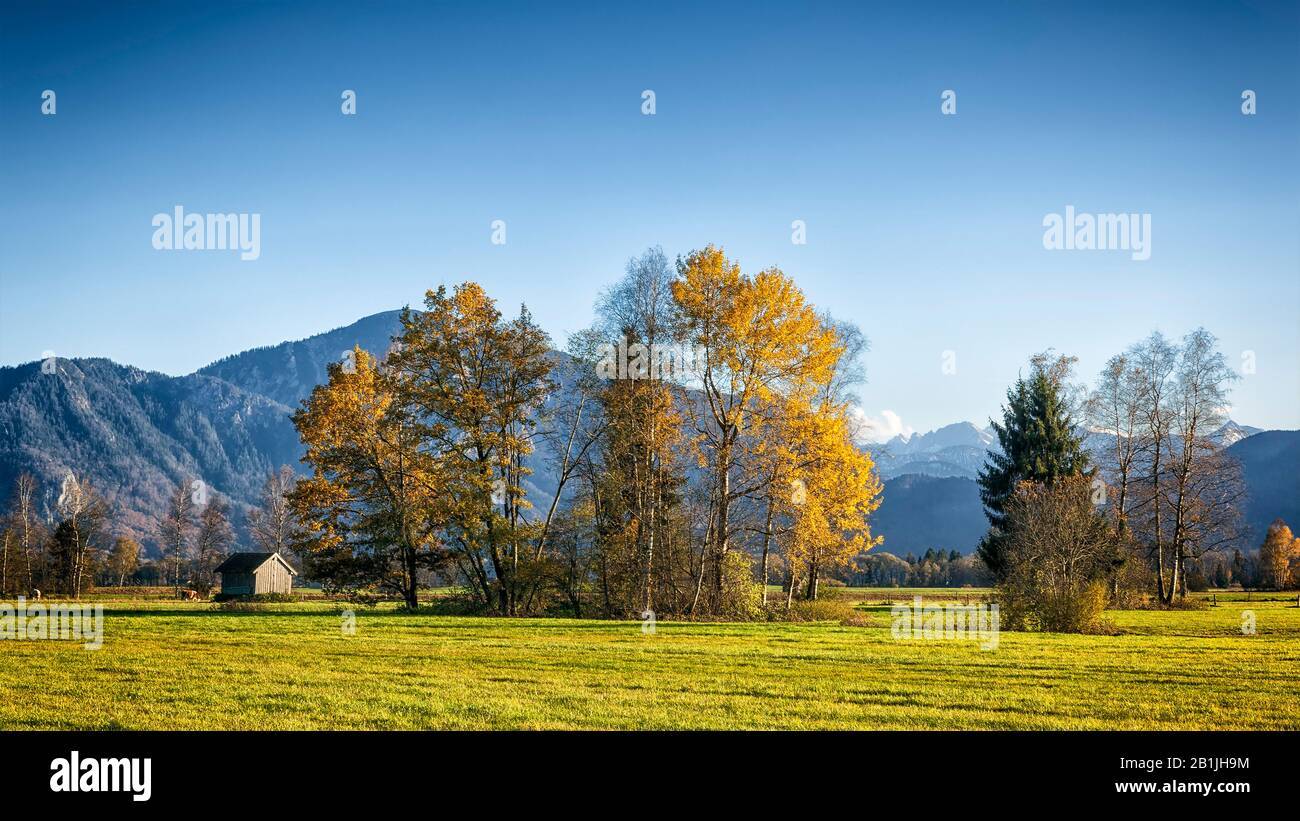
left=6, top=731, right=1289, bottom=810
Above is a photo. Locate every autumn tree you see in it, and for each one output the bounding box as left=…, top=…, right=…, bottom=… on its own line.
left=107, top=536, right=140, bottom=586
left=1258, top=519, right=1298, bottom=590
left=671, top=246, right=844, bottom=611
left=782, top=403, right=882, bottom=602
left=289, top=346, right=447, bottom=609
left=386, top=284, right=554, bottom=614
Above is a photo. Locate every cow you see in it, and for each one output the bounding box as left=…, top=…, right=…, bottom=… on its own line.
left=180, top=589, right=201, bottom=602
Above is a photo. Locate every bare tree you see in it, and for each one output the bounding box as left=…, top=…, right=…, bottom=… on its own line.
left=998, top=476, right=1121, bottom=633
left=1087, top=352, right=1145, bottom=533
left=8, top=472, right=43, bottom=593
left=194, top=497, right=234, bottom=595
left=1127, top=332, right=1179, bottom=602
left=525, top=328, right=609, bottom=611
left=594, top=247, right=681, bottom=613
left=50, top=473, right=109, bottom=597
left=1164, top=328, right=1243, bottom=599
left=1, top=528, right=13, bottom=595
left=158, top=479, right=196, bottom=594
left=248, top=466, right=301, bottom=565
left=1115, top=330, right=1244, bottom=603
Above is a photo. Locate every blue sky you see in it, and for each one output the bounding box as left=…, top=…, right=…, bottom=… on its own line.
left=2, top=0, right=1297, bottom=435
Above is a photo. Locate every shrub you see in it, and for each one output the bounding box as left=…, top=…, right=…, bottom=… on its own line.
left=995, top=477, right=1120, bottom=634
left=780, top=597, right=870, bottom=626
left=717, top=551, right=763, bottom=621
left=1108, top=551, right=1154, bottom=609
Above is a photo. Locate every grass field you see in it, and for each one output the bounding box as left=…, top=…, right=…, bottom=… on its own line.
left=3, top=590, right=1297, bottom=730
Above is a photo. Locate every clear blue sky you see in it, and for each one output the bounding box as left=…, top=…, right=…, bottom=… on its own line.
left=2, top=0, right=1297, bottom=435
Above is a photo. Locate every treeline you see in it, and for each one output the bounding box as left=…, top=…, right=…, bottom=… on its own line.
left=288, top=246, right=882, bottom=617
left=0, top=466, right=302, bottom=598
left=848, top=548, right=991, bottom=588
left=0, top=471, right=146, bottom=596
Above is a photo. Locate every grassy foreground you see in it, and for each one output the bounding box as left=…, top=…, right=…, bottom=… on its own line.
left=1, top=596, right=1297, bottom=730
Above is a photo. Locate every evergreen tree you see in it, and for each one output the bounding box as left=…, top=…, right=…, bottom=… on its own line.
left=977, top=354, right=1091, bottom=578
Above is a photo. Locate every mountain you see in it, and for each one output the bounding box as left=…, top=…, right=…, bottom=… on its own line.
left=0, top=358, right=300, bottom=550
left=872, top=419, right=1267, bottom=482
left=873, top=474, right=986, bottom=555
left=884, top=422, right=994, bottom=454
left=867, top=422, right=1295, bottom=556
left=1213, top=420, right=1263, bottom=447
left=198, top=310, right=405, bottom=408
left=868, top=422, right=995, bottom=480
left=1225, top=430, right=1300, bottom=547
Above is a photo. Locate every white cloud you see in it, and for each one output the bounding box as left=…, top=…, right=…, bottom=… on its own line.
left=851, top=407, right=914, bottom=444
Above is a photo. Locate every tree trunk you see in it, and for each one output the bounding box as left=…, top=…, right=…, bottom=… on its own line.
left=759, top=500, right=774, bottom=607
left=403, top=543, right=419, bottom=609
left=711, top=437, right=733, bottom=606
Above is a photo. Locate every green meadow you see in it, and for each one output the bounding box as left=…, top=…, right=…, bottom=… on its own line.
left=2, top=593, right=1297, bottom=730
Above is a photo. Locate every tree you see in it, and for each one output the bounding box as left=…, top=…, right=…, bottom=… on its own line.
left=782, top=402, right=882, bottom=602
left=1125, top=332, right=1179, bottom=602
left=1162, top=329, right=1243, bottom=600
left=977, top=353, right=1091, bottom=578
left=1087, top=352, right=1145, bottom=534
left=107, top=536, right=140, bottom=586
left=248, top=465, right=302, bottom=566
left=387, top=283, right=554, bottom=615
left=0, top=527, right=9, bottom=595
left=1104, top=329, right=1245, bottom=603
left=289, top=346, right=446, bottom=609
left=7, top=472, right=43, bottom=593
left=158, top=479, right=196, bottom=594
left=671, top=246, right=843, bottom=610
left=1258, top=519, right=1297, bottom=590
left=997, top=475, right=1120, bottom=633
left=587, top=248, right=686, bottom=615
left=194, top=497, right=234, bottom=594
left=48, top=473, right=109, bottom=597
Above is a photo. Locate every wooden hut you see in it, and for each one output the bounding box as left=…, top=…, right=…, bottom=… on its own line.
left=214, top=552, right=296, bottom=596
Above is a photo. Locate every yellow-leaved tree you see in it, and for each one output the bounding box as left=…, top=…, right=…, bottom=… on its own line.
left=671, top=245, right=868, bottom=610
left=783, top=399, right=883, bottom=602
left=288, top=346, right=447, bottom=609
left=1258, top=519, right=1299, bottom=590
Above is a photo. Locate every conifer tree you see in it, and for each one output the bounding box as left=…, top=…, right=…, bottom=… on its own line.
left=977, top=353, right=1091, bottom=577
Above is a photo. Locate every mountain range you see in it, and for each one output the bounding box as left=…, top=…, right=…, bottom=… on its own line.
left=1, top=311, right=1295, bottom=559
